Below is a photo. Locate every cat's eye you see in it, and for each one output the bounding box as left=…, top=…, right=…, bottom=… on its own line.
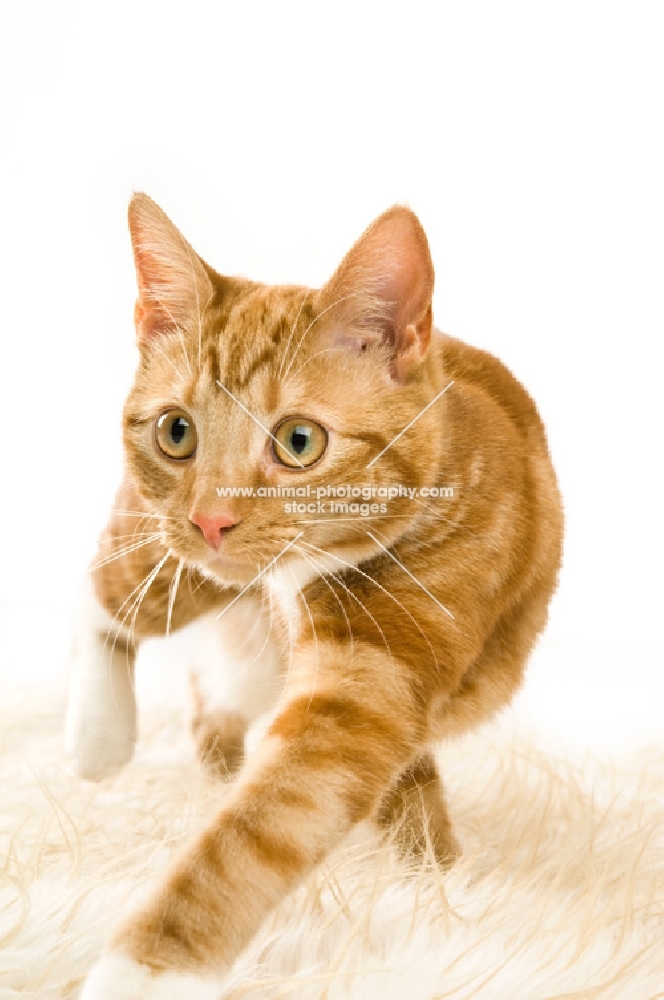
left=155, top=409, right=198, bottom=460
left=273, top=417, right=327, bottom=468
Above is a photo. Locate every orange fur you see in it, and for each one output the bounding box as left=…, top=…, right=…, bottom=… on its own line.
left=78, top=194, right=563, bottom=982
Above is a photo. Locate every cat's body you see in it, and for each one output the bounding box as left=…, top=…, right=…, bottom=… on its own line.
left=70, top=197, right=562, bottom=998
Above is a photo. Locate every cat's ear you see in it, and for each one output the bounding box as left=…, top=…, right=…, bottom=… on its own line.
left=321, top=206, right=435, bottom=382
left=128, top=193, right=213, bottom=344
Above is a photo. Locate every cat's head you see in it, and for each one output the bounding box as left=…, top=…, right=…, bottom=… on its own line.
left=123, top=194, right=443, bottom=589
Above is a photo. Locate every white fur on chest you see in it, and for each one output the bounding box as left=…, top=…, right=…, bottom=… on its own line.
left=265, top=552, right=344, bottom=630
left=187, top=596, right=282, bottom=720
left=266, top=559, right=318, bottom=624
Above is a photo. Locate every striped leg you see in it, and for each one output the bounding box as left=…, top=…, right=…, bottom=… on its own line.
left=376, top=752, right=460, bottom=866
left=80, top=643, right=419, bottom=995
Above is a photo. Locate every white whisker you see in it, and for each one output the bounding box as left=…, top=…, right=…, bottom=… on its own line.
left=288, top=565, right=319, bottom=708
left=365, top=380, right=454, bottom=469
left=166, top=556, right=184, bottom=635
left=147, top=337, right=190, bottom=385
left=281, top=292, right=359, bottom=381
left=277, top=288, right=309, bottom=380
left=295, top=545, right=354, bottom=658
left=99, top=553, right=170, bottom=719
left=284, top=347, right=348, bottom=386
left=177, top=326, right=193, bottom=377
left=297, top=540, right=396, bottom=677
left=366, top=530, right=454, bottom=622
left=110, top=510, right=176, bottom=520
left=143, top=286, right=192, bottom=366
left=126, top=552, right=171, bottom=652
left=181, top=245, right=203, bottom=373
left=240, top=587, right=276, bottom=673
left=301, top=538, right=439, bottom=672
left=89, top=534, right=162, bottom=572
left=98, top=533, right=158, bottom=544
left=215, top=533, right=304, bottom=620
left=215, top=379, right=306, bottom=469
left=271, top=570, right=296, bottom=694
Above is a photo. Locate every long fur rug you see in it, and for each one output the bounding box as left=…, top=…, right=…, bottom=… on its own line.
left=1, top=675, right=663, bottom=1000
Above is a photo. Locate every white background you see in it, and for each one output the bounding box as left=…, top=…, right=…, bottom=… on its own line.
left=1, top=2, right=662, bottom=753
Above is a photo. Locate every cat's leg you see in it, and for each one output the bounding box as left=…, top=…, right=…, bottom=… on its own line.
left=375, top=751, right=460, bottom=866
left=66, top=487, right=229, bottom=781
left=65, top=574, right=139, bottom=780
left=79, top=642, right=420, bottom=997
left=187, top=596, right=282, bottom=776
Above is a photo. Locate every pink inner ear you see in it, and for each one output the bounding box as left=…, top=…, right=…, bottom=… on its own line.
left=366, top=213, right=434, bottom=330
left=135, top=245, right=166, bottom=296
left=132, top=247, right=167, bottom=334
left=127, top=193, right=213, bottom=344
left=132, top=268, right=180, bottom=341
left=323, top=206, right=435, bottom=378
left=133, top=292, right=170, bottom=341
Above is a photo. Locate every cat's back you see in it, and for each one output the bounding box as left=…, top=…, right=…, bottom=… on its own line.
left=436, top=331, right=550, bottom=450
left=433, top=329, right=563, bottom=583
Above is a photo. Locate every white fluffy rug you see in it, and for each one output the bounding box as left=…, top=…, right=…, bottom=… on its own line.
left=2, top=678, right=664, bottom=1000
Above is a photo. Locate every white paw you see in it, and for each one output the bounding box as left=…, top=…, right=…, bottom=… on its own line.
left=65, top=577, right=138, bottom=780
left=80, top=954, right=224, bottom=1000
left=65, top=687, right=136, bottom=780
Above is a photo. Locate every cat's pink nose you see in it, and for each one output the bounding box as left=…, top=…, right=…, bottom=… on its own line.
left=189, top=511, right=239, bottom=550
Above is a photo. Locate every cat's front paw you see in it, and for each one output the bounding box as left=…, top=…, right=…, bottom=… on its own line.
left=65, top=578, right=138, bottom=781
left=80, top=955, right=224, bottom=1000
left=65, top=641, right=137, bottom=780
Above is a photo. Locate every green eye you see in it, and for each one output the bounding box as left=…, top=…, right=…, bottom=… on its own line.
left=273, top=417, right=327, bottom=468
left=155, top=409, right=198, bottom=460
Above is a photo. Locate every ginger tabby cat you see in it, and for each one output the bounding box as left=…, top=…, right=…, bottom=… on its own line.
left=69, top=195, right=563, bottom=998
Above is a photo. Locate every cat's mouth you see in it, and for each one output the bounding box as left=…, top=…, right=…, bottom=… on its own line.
left=162, top=521, right=264, bottom=587
left=196, top=549, right=266, bottom=588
